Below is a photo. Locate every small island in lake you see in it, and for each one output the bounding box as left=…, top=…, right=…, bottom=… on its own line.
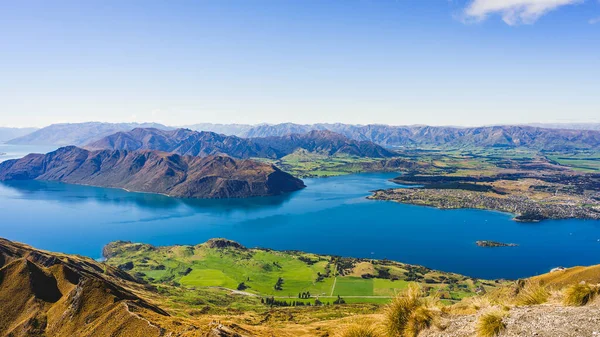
left=476, top=240, right=518, bottom=247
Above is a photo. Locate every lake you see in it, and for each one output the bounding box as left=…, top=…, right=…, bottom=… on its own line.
left=1, top=144, right=600, bottom=279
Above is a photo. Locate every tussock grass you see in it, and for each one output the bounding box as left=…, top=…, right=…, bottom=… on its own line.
left=443, top=296, right=492, bottom=315
left=384, top=283, right=439, bottom=337
left=337, top=324, right=381, bottom=337
left=563, top=282, right=599, bottom=306
left=476, top=310, right=506, bottom=337
left=515, top=281, right=549, bottom=306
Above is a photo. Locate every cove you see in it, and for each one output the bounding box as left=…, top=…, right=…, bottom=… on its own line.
left=1, top=170, right=600, bottom=280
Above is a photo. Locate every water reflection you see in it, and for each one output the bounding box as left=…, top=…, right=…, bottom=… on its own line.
left=0, top=180, right=297, bottom=213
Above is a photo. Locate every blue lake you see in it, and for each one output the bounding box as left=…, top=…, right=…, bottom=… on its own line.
left=1, top=145, right=600, bottom=279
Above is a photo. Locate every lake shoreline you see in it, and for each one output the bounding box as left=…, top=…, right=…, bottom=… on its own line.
left=1, top=172, right=600, bottom=280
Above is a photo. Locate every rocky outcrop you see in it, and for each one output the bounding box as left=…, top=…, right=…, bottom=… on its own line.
left=205, top=239, right=246, bottom=250
left=0, top=146, right=305, bottom=198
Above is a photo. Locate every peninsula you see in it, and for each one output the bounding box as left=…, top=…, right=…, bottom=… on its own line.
left=0, top=146, right=305, bottom=198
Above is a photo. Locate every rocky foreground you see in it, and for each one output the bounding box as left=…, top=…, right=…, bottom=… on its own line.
left=0, top=146, right=305, bottom=198
left=422, top=304, right=600, bottom=337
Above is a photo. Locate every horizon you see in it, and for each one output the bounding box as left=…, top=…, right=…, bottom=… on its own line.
left=1, top=0, right=599, bottom=128
left=3, top=119, right=600, bottom=130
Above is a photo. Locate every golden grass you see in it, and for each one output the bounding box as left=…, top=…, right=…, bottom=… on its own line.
left=515, top=281, right=549, bottom=306
left=384, top=283, right=439, bottom=337
left=476, top=310, right=506, bottom=337
left=531, top=265, right=600, bottom=288
left=563, top=283, right=599, bottom=306
left=443, top=296, right=492, bottom=315
left=337, top=324, right=381, bottom=337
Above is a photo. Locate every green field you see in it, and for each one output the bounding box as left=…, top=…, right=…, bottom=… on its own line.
left=254, top=150, right=393, bottom=178
left=104, top=239, right=496, bottom=308
left=546, top=153, right=600, bottom=172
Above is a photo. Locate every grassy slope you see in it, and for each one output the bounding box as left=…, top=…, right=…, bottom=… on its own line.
left=104, top=239, right=497, bottom=306
left=531, top=265, right=600, bottom=288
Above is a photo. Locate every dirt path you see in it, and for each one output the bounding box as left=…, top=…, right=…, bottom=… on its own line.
left=330, top=277, right=337, bottom=296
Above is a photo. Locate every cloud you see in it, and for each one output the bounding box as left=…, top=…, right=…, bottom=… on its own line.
left=590, top=16, right=600, bottom=24
left=462, top=0, right=583, bottom=25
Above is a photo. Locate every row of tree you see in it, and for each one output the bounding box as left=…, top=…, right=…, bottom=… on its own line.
left=261, top=296, right=345, bottom=307
left=298, top=291, right=311, bottom=298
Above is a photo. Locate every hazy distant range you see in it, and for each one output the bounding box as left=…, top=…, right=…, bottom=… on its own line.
left=2, top=121, right=600, bottom=151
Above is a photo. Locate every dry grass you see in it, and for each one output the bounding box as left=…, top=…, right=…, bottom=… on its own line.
left=384, top=283, right=439, bottom=337
left=337, top=324, right=381, bottom=337
left=476, top=310, right=506, bottom=337
left=443, top=296, right=492, bottom=315
left=563, top=282, right=599, bottom=306
left=531, top=265, right=600, bottom=288
left=515, top=281, right=549, bottom=306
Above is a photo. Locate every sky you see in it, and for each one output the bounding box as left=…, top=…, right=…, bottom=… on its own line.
left=0, top=0, right=599, bottom=128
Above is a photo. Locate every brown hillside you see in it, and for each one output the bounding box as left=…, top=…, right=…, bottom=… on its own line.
left=0, top=238, right=171, bottom=337
left=0, top=146, right=305, bottom=198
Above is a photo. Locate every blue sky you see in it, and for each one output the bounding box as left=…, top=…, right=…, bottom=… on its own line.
left=0, top=0, right=598, bottom=127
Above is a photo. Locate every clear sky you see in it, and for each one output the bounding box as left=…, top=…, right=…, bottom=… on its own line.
left=1, top=0, right=599, bottom=127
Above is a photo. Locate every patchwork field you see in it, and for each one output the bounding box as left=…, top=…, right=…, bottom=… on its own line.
left=103, top=238, right=497, bottom=308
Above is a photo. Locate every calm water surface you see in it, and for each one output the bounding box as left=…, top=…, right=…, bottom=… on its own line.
left=1, top=144, right=599, bottom=279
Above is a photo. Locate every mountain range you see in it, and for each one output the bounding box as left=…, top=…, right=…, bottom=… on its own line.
left=6, top=122, right=600, bottom=151
left=0, top=146, right=304, bottom=198
left=87, top=128, right=395, bottom=158
left=238, top=123, right=600, bottom=150
left=6, top=122, right=172, bottom=146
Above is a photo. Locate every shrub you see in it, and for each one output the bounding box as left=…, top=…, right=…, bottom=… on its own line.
left=384, top=283, right=438, bottom=337
left=476, top=310, right=506, bottom=337
left=338, top=325, right=380, bottom=337
left=563, top=283, right=599, bottom=306
left=515, top=282, right=549, bottom=306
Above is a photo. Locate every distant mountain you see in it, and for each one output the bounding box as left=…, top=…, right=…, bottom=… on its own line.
left=242, top=122, right=318, bottom=138
left=6, top=122, right=172, bottom=146
left=253, top=130, right=396, bottom=157
left=0, top=146, right=305, bottom=198
left=11, top=121, right=600, bottom=150
left=182, top=122, right=253, bottom=135
left=524, top=123, right=600, bottom=131
left=86, top=128, right=279, bottom=158
left=0, top=127, right=37, bottom=142
left=88, top=128, right=395, bottom=158
left=241, top=123, right=600, bottom=150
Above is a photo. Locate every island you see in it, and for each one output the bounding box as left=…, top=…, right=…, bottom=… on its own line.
left=0, top=146, right=305, bottom=198
left=476, top=240, right=518, bottom=247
